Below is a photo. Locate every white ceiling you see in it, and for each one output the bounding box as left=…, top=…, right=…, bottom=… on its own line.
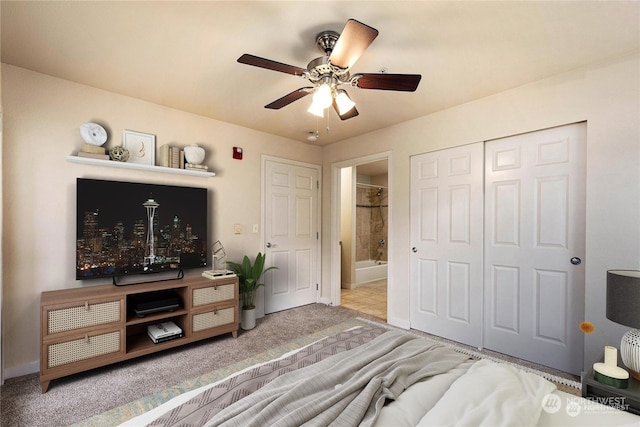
left=2, top=1, right=639, bottom=146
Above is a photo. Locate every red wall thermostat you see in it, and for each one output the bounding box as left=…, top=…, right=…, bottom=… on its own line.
left=233, top=147, right=243, bottom=160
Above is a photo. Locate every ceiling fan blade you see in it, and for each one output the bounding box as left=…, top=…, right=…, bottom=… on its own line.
left=329, top=19, right=379, bottom=70
left=332, top=101, right=359, bottom=120
left=354, top=73, right=422, bottom=91
left=238, top=54, right=306, bottom=76
left=265, top=87, right=313, bottom=109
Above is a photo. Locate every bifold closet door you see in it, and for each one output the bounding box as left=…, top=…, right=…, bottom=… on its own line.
left=410, top=143, right=484, bottom=348
left=483, top=123, right=586, bottom=375
left=410, top=124, right=586, bottom=374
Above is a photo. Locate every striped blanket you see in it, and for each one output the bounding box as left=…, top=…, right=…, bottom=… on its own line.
left=147, top=326, right=469, bottom=427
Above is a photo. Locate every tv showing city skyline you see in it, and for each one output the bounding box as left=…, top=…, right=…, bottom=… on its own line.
left=76, top=178, right=208, bottom=280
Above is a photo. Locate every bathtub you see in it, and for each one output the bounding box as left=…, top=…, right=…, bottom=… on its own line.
left=355, top=260, right=388, bottom=285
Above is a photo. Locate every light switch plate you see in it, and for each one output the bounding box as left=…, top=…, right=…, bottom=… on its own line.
left=234, top=223, right=242, bottom=234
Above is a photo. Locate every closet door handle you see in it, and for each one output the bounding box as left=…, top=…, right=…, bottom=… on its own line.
left=570, top=257, right=581, bottom=265
left=412, top=247, right=418, bottom=253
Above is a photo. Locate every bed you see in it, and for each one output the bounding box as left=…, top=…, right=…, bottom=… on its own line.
left=119, top=325, right=640, bottom=427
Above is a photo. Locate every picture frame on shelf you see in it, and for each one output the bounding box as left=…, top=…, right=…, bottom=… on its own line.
left=123, top=130, right=155, bottom=166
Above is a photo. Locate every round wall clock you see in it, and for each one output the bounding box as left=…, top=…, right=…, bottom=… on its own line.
left=80, top=122, right=108, bottom=146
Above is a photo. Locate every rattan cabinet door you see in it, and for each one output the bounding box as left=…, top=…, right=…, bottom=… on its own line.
left=192, top=307, right=236, bottom=332
left=45, top=299, right=123, bottom=336
left=190, top=276, right=238, bottom=338
left=45, top=329, right=124, bottom=369
left=192, top=283, right=235, bottom=307
left=40, top=295, right=125, bottom=392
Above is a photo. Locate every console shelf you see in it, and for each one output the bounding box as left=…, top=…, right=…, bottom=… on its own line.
left=125, top=308, right=189, bottom=326
left=66, top=155, right=216, bottom=177
left=126, top=331, right=189, bottom=355
left=40, top=274, right=238, bottom=392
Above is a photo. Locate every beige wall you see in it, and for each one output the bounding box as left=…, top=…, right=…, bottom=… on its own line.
left=321, top=53, right=640, bottom=372
left=2, top=52, right=639, bottom=378
left=1, top=64, right=322, bottom=377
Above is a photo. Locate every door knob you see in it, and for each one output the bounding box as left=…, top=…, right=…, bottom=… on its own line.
left=412, top=247, right=418, bottom=253
left=570, top=257, right=582, bottom=265
left=266, top=242, right=277, bottom=248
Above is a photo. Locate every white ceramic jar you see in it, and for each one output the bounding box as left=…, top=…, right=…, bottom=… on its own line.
left=184, top=144, right=205, bottom=165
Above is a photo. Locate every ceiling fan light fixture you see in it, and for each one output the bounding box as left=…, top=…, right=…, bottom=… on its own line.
left=312, top=83, right=333, bottom=109
left=307, top=101, right=325, bottom=117
left=335, top=89, right=356, bottom=115
left=238, top=19, right=420, bottom=126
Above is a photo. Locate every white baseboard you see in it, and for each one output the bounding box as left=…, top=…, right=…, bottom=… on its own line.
left=5, top=360, right=38, bottom=379
left=387, top=316, right=410, bottom=330
left=318, top=296, right=332, bottom=306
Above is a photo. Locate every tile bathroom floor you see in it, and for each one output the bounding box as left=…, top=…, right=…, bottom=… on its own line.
left=341, top=279, right=387, bottom=321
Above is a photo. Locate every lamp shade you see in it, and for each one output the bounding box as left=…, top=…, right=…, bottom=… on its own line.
left=606, top=270, right=640, bottom=328
left=307, top=102, right=325, bottom=117
left=312, top=83, right=333, bottom=109
left=334, top=89, right=356, bottom=115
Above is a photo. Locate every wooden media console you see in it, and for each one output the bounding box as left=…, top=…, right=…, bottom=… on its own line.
left=39, top=274, right=238, bottom=393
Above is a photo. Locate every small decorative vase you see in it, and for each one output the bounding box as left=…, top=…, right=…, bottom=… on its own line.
left=109, top=146, right=130, bottom=162
left=621, top=329, right=640, bottom=381
left=184, top=144, right=205, bottom=165
left=241, top=307, right=256, bottom=330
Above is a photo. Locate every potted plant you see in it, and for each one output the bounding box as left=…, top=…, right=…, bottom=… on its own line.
left=227, top=252, right=278, bottom=330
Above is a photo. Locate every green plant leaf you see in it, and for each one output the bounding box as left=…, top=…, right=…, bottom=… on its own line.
left=227, top=252, right=278, bottom=311
left=242, top=255, right=252, bottom=278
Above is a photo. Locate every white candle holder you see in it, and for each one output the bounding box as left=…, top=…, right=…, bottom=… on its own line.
left=593, top=346, right=630, bottom=388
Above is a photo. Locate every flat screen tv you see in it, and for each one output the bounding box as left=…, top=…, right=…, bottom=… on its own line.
left=76, top=178, right=208, bottom=281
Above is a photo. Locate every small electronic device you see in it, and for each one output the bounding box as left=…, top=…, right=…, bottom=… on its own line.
left=147, top=321, right=183, bottom=344
left=131, top=290, right=181, bottom=317
left=202, top=270, right=235, bottom=279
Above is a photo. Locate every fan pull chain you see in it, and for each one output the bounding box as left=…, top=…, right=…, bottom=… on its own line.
left=325, top=108, right=331, bottom=135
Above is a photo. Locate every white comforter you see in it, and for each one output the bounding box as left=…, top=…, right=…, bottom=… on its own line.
left=417, top=359, right=556, bottom=426
left=373, top=359, right=555, bottom=427
left=375, top=359, right=640, bottom=427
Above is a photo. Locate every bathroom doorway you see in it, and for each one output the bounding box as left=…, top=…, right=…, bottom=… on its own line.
left=338, top=159, right=389, bottom=321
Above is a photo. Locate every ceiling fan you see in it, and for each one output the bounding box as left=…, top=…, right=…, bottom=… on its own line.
left=237, top=19, right=421, bottom=120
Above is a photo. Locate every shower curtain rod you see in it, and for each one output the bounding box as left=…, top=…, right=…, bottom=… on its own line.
left=356, top=204, right=389, bottom=208
left=356, top=182, right=388, bottom=189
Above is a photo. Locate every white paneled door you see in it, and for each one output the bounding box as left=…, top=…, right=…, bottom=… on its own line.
left=410, top=143, right=485, bottom=347
left=263, top=159, right=320, bottom=314
left=410, top=123, right=586, bottom=375
left=483, top=124, right=586, bottom=375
